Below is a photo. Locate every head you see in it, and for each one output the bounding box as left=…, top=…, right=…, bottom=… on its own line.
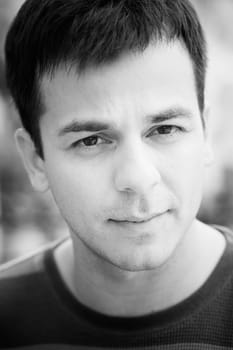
left=5, top=0, right=212, bottom=271
left=5, top=0, right=207, bottom=157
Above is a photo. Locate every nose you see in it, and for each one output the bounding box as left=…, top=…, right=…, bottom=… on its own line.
left=114, top=141, right=161, bottom=195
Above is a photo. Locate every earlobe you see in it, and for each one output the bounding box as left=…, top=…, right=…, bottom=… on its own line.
left=15, top=128, right=49, bottom=192
left=202, top=106, right=214, bottom=166
left=204, top=144, right=214, bottom=166
left=202, top=105, right=210, bottom=138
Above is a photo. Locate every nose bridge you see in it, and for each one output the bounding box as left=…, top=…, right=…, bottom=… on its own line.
left=114, top=137, right=161, bottom=194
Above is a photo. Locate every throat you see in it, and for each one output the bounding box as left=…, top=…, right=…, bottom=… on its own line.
left=53, top=222, right=226, bottom=317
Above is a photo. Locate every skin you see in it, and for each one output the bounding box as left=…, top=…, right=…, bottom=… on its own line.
left=16, top=41, right=225, bottom=316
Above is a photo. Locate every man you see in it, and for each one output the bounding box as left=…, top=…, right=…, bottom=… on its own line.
left=1, top=0, right=233, bottom=348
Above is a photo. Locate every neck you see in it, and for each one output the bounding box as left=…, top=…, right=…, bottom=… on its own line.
left=55, top=220, right=226, bottom=317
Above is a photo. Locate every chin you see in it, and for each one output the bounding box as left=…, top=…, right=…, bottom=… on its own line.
left=106, top=247, right=172, bottom=272
left=111, top=259, right=166, bottom=273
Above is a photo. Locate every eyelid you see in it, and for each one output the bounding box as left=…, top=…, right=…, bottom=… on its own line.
left=70, top=134, right=113, bottom=150
left=76, top=130, right=118, bottom=141
left=68, top=124, right=188, bottom=150
left=146, top=124, right=184, bottom=136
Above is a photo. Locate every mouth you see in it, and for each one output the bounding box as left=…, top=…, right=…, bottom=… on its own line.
left=109, top=212, right=166, bottom=225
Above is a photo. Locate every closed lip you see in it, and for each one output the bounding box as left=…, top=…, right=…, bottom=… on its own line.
left=109, top=212, right=166, bottom=224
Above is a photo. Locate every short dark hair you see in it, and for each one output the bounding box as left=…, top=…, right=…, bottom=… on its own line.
left=5, top=0, right=207, bottom=158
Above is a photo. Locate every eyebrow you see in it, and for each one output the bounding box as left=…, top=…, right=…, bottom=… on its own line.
left=58, top=107, right=193, bottom=137
left=147, top=107, right=193, bottom=124
left=58, top=121, right=112, bottom=137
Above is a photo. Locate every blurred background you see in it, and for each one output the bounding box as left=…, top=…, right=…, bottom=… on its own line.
left=0, top=0, right=233, bottom=262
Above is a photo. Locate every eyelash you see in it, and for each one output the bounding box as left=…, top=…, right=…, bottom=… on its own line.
left=71, top=135, right=111, bottom=149
left=147, top=125, right=184, bottom=138
left=71, top=125, right=185, bottom=150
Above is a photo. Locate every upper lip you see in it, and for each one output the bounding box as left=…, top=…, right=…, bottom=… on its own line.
left=110, top=212, right=165, bottom=223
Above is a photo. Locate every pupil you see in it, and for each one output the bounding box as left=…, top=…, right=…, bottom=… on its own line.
left=84, top=136, right=97, bottom=146
left=160, top=126, right=172, bottom=134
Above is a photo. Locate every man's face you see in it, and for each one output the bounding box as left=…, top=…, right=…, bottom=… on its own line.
left=39, top=41, right=211, bottom=271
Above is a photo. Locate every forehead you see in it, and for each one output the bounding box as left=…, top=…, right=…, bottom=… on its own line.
left=40, top=41, right=199, bottom=128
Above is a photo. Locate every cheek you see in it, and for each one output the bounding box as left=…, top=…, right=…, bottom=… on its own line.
left=46, top=160, right=110, bottom=217
left=167, top=140, right=206, bottom=208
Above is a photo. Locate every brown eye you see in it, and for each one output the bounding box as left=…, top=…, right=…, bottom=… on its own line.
left=71, top=134, right=112, bottom=150
left=82, top=136, right=99, bottom=146
left=70, top=135, right=114, bottom=155
left=157, top=125, right=177, bottom=134
left=146, top=125, right=185, bottom=142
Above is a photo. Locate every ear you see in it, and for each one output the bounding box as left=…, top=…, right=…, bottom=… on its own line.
left=202, top=106, right=214, bottom=167
left=15, top=128, right=49, bottom=192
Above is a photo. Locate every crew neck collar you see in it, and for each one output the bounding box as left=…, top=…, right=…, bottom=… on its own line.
left=44, top=225, right=233, bottom=334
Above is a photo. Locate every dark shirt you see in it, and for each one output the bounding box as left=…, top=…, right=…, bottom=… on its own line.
left=1, top=226, right=233, bottom=349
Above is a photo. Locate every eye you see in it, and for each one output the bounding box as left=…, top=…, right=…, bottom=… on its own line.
left=148, top=125, right=184, bottom=137
left=156, top=125, right=182, bottom=135
left=79, top=135, right=100, bottom=146
left=71, top=135, right=111, bottom=150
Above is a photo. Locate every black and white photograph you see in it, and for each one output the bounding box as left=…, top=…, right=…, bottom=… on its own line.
left=1, top=0, right=233, bottom=349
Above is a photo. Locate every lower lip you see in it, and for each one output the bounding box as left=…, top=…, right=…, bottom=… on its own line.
left=109, top=212, right=166, bottom=230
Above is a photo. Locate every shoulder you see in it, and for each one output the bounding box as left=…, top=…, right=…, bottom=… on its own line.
left=0, top=237, right=70, bottom=347
left=0, top=239, right=60, bottom=279
left=0, top=237, right=67, bottom=312
left=213, top=224, right=233, bottom=248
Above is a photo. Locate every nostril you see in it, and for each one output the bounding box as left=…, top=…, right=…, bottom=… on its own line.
left=114, top=163, right=161, bottom=194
